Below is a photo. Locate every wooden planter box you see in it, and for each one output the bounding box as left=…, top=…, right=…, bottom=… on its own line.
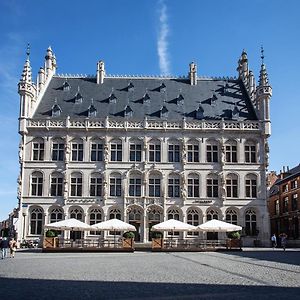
left=152, top=238, right=163, bottom=249
left=43, top=237, right=58, bottom=248
left=122, top=238, right=134, bottom=249
left=226, top=239, right=242, bottom=249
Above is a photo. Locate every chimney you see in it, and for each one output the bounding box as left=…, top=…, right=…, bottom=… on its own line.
left=189, top=62, right=197, bottom=86
left=97, top=60, right=105, bottom=84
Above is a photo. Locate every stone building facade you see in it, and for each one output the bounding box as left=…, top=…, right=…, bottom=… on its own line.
left=17, top=47, right=272, bottom=245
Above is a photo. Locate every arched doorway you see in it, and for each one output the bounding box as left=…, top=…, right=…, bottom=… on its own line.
left=147, top=206, right=163, bottom=241
left=127, top=206, right=143, bottom=242
left=69, top=207, right=84, bottom=240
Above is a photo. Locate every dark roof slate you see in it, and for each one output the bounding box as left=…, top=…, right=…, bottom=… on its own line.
left=33, top=77, right=258, bottom=121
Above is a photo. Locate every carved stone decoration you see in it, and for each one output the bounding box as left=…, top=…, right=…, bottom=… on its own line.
left=265, top=141, right=270, bottom=168
left=103, top=180, right=108, bottom=200
left=65, top=138, right=71, bottom=163
left=63, top=173, right=68, bottom=200
left=219, top=172, right=226, bottom=200
left=181, top=142, right=187, bottom=165
left=221, top=145, right=226, bottom=166
left=104, top=144, right=109, bottom=164
left=180, top=172, right=187, bottom=199
left=17, top=174, right=22, bottom=199
left=18, top=140, right=24, bottom=164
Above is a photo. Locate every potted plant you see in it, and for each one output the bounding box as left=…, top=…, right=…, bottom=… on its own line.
left=151, top=231, right=163, bottom=249
left=43, top=230, right=58, bottom=248
left=122, top=231, right=135, bottom=249
left=226, top=231, right=242, bottom=249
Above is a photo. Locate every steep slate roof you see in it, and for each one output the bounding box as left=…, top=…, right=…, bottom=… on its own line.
left=274, top=164, right=300, bottom=185
left=33, top=76, right=258, bottom=121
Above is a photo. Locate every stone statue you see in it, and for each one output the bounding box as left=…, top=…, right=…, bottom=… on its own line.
left=18, top=141, right=24, bottom=163
left=17, top=175, right=22, bottom=198
left=182, top=144, right=187, bottom=164
left=103, top=180, right=108, bottom=199
left=65, top=141, right=71, bottom=162
left=220, top=172, right=226, bottom=199
left=221, top=145, right=226, bottom=165
left=63, top=176, right=68, bottom=199
left=104, top=144, right=109, bottom=163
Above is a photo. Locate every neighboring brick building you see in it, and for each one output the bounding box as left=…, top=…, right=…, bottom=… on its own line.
left=268, top=165, right=300, bottom=246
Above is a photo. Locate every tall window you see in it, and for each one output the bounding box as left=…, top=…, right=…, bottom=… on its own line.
left=226, top=174, right=238, bottom=198
left=207, top=209, right=218, bottom=220
left=52, top=141, right=64, bottom=161
left=188, top=174, right=200, bottom=197
left=31, top=172, right=43, bottom=196
left=245, top=142, right=256, bottom=163
left=149, top=141, right=161, bottom=162
left=225, top=142, right=237, bottom=163
left=187, top=142, right=199, bottom=162
left=245, top=209, right=256, bottom=236
left=168, top=143, right=180, bottom=162
left=130, top=143, right=142, bottom=162
left=109, top=208, right=121, bottom=220
left=110, top=174, right=122, bottom=196
left=187, top=208, right=200, bottom=236
left=89, top=208, right=102, bottom=235
left=70, top=207, right=83, bottom=220
left=91, top=142, right=103, bottom=161
left=283, top=197, right=289, bottom=213
left=245, top=174, right=257, bottom=198
left=30, top=207, right=43, bottom=234
left=129, top=174, right=142, bottom=197
left=111, top=141, right=122, bottom=161
left=50, top=207, right=63, bottom=223
left=90, top=173, right=102, bottom=197
left=292, top=194, right=298, bottom=211
left=50, top=173, right=63, bottom=196
left=275, top=199, right=280, bottom=215
left=168, top=175, right=180, bottom=198
left=70, top=173, right=82, bottom=196
left=225, top=209, right=238, bottom=225
left=71, top=142, right=83, bottom=161
left=32, top=140, right=44, bottom=161
left=149, top=174, right=161, bottom=197
left=206, top=175, right=219, bottom=198
left=206, top=143, right=218, bottom=163
left=291, top=180, right=298, bottom=189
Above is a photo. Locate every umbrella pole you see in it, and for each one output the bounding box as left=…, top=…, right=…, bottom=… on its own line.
left=114, top=230, right=116, bottom=248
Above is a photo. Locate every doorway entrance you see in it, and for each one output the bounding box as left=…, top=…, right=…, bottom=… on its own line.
left=147, top=206, right=163, bottom=241
left=128, top=206, right=143, bottom=242
left=129, top=221, right=141, bottom=242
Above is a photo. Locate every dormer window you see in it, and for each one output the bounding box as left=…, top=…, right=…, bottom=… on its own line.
left=211, top=93, right=217, bottom=105
left=52, top=104, right=61, bottom=117
left=160, top=106, right=168, bottom=118
left=124, top=105, right=133, bottom=118
left=75, top=92, right=83, bottom=104
left=196, top=105, right=204, bottom=119
left=232, top=104, right=239, bottom=119
left=88, top=104, right=97, bottom=117
left=109, top=93, right=117, bottom=103
left=223, top=82, right=229, bottom=94
left=62, top=80, right=70, bottom=91
left=160, top=83, right=166, bottom=92
left=128, top=82, right=134, bottom=92
left=143, top=93, right=150, bottom=104
left=177, top=94, right=184, bottom=105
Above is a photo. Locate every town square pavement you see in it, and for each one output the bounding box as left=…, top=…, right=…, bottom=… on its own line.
left=0, top=249, right=299, bottom=299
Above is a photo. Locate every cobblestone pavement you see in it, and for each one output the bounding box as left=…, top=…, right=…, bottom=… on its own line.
left=0, top=249, right=299, bottom=299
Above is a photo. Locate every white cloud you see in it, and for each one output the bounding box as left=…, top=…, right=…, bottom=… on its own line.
left=157, top=0, right=170, bottom=75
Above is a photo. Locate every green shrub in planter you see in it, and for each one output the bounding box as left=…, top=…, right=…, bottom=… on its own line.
left=228, top=231, right=240, bottom=239
left=46, top=230, right=57, bottom=237
left=151, top=231, right=163, bottom=239
left=123, top=231, right=135, bottom=239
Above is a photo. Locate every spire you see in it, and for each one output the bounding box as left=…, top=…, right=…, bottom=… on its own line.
left=20, top=44, right=32, bottom=83
left=259, top=46, right=269, bottom=87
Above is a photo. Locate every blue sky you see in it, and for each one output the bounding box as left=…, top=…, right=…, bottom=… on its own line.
left=0, top=0, right=299, bottom=220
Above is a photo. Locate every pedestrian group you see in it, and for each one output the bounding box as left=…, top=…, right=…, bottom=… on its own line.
left=0, top=237, right=17, bottom=259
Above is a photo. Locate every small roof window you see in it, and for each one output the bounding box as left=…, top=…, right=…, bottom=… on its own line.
left=62, top=80, right=70, bottom=91
left=196, top=104, right=204, bottom=119
left=124, top=105, right=133, bottom=118
left=88, top=104, right=97, bottom=117
left=160, top=105, right=168, bottom=118
left=52, top=103, right=62, bottom=117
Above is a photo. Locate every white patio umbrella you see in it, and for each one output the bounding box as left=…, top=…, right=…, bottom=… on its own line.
left=196, top=219, right=242, bottom=232
left=151, top=219, right=197, bottom=232
left=44, top=218, right=93, bottom=231
left=91, top=219, right=136, bottom=247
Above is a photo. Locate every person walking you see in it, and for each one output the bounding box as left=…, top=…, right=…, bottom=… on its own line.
left=9, top=237, right=17, bottom=258
left=0, top=237, right=9, bottom=259
left=280, top=233, right=287, bottom=251
left=271, top=234, right=277, bottom=249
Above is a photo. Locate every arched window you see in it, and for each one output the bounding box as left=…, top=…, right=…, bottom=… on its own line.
left=245, top=141, right=257, bottom=163
left=30, top=207, right=43, bottom=234
left=90, top=173, right=102, bottom=197
left=207, top=209, right=219, bottom=220
left=129, top=173, right=142, bottom=197
left=187, top=208, right=201, bottom=236
left=245, top=209, right=257, bottom=236
left=32, top=138, right=44, bottom=161
left=70, top=207, right=83, bottom=221
left=226, top=173, right=238, bottom=198
left=187, top=140, right=199, bottom=162
left=31, top=171, right=43, bottom=196
left=110, top=173, right=122, bottom=197
left=148, top=173, right=161, bottom=197
left=109, top=208, right=121, bottom=220
left=149, top=140, right=161, bottom=162
left=148, top=206, right=163, bottom=222
left=71, top=139, right=83, bottom=161
left=245, top=174, right=257, bottom=198
left=167, top=208, right=180, bottom=220
left=129, top=140, right=142, bottom=162
left=168, top=174, right=180, bottom=198
left=50, top=172, right=63, bottom=196
left=225, top=140, right=237, bottom=163
left=89, top=208, right=102, bottom=235
left=187, top=173, right=200, bottom=198
left=128, top=206, right=142, bottom=222
left=52, top=138, right=64, bottom=161
left=50, top=207, right=63, bottom=223
left=206, top=174, right=219, bottom=198
left=70, top=173, right=82, bottom=196
left=206, top=140, right=219, bottom=163
left=225, top=209, right=238, bottom=225
left=168, top=141, right=180, bottom=162
left=110, top=139, right=122, bottom=162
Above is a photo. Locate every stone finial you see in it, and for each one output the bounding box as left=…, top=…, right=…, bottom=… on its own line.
left=20, top=59, right=32, bottom=83
left=97, top=60, right=105, bottom=84
left=189, top=62, right=197, bottom=85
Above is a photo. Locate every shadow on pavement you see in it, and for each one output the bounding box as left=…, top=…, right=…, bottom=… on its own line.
left=0, top=278, right=299, bottom=300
